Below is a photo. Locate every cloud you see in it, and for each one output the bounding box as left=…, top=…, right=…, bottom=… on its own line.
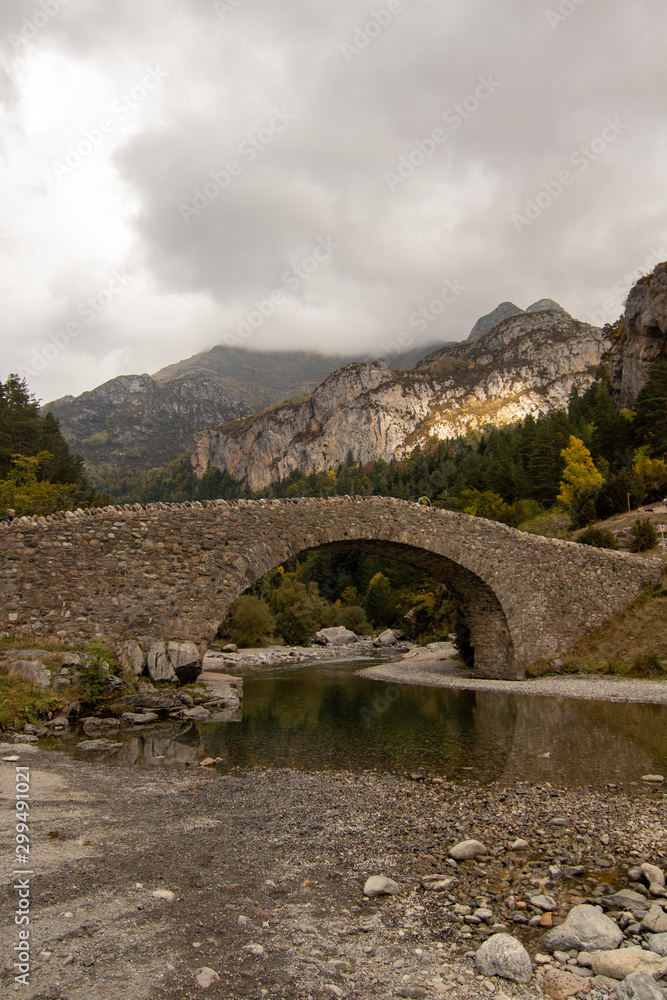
left=0, top=0, right=666, bottom=402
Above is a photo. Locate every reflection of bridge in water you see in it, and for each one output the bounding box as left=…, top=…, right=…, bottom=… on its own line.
left=2, top=496, right=661, bottom=679
left=75, top=672, right=667, bottom=787
left=471, top=693, right=664, bottom=787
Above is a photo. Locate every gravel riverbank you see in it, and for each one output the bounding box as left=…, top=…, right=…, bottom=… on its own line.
left=359, top=651, right=667, bottom=705
left=1, top=745, right=666, bottom=1000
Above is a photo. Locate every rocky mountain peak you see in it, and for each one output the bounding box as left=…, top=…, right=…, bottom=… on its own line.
left=467, top=301, right=524, bottom=342
left=525, top=298, right=568, bottom=314
left=193, top=309, right=609, bottom=491
left=467, top=299, right=570, bottom=343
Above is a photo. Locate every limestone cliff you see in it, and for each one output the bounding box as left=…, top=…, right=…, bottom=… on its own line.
left=45, top=373, right=249, bottom=476
left=609, top=261, right=667, bottom=408
left=193, top=310, right=609, bottom=492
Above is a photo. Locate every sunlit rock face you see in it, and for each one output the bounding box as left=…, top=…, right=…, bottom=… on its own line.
left=193, top=311, right=609, bottom=492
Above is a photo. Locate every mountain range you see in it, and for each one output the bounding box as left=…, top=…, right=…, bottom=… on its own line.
left=44, top=343, right=442, bottom=477
left=43, top=263, right=667, bottom=492
left=192, top=306, right=608, bottom=491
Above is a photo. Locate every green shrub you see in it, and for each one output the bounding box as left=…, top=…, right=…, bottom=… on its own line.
left=226, top=595, right=276, bottom=647
left=629, top=517, right=658, bottom=552
left=78, top=639, right=117, bottom=700
left=577, top=527, right=619, bottom=550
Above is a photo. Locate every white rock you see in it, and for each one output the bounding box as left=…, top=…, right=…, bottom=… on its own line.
left=544, top=904, right=623, bottom=952
left=8, top=660, right=51, bottom=687
left=146, top=640, right=177, bottom=683
left=641, top=863, right=665, bottom=888
left=313, top=626, right=358, bottom=645
left=475, top=933, right=532, bottom=984
left=449, top=839, right=487, bottom=860
left=641, top=775, right=665, bottom=783
left=530, top=894, right=557, bottom=911
left=116, top=640, right=145, bottom=676
left=509, top=838, right=529, bottom=850
left=375, top=628, right=398, bottom=646
left=590, top=947, right=667, bottom=980
left=244, top=943, right=265, bottom=956
left=196, top=967, right=220, bottom=989
left=152, top=889, right=176, bottom=902
left=363, top=875, right=401, bottom=897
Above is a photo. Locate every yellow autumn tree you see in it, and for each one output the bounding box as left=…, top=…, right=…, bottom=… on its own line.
left=0, top=452, right=80, bottom=517
left=557, top=436, right=604, bottom=511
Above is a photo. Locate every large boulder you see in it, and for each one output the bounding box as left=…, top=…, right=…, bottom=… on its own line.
left=544, top=904, right=623, bottom=952
left=617, top=971, right=667, bottom=1000
left=601, top=890, right=650, bottom=912
left=475, top=934, right=532, bottom=984
left=312, top=626, right=358, bottom=646
left=167, top=641, right=202, bottom=684
left=642, top=864, right=665, bottom=889
left=373, top=628, right=400, bottom=647
left=590, top=948, right=667, bottom=981
left=115, top=640, right=146, bottom=676
left=146, top=640, right=177, bottom=683
left=8, top=660, right=51, bottom=687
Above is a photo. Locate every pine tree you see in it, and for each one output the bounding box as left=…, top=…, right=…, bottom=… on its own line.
left=634, top=358, right=667, bottom=458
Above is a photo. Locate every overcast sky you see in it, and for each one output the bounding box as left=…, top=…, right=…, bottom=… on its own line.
left=1, top=0, right=666, bottom=403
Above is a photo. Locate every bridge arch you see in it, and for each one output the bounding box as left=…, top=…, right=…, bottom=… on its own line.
left=227, top=535, right=516, bottom=677
left=0, top=496, right=661, bottom=680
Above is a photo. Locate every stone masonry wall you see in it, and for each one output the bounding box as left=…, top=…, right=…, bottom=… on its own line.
left=0, top=497, right=662, bottom=679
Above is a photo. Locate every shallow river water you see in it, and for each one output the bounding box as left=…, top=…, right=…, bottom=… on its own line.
left=65, top=658, right=667, bottom=788
left=196, top=659, right=667, bottom=788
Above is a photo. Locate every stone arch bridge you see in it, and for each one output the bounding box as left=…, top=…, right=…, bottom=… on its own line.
left=0, top=496, right=662, bottom=679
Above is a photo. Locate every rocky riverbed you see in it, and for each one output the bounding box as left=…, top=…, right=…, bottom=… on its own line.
left=1, top=746, right=666, bottom=1000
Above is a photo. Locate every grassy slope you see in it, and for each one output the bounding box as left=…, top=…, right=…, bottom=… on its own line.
left=552, top=504, right=667, bottom=677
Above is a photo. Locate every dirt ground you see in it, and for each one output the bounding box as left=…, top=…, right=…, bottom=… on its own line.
left=1, top=742, right=666, bottom=1000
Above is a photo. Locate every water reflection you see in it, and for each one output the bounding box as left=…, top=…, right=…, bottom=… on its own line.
left=110, top=722, right=203, bottom=767
left=198, top=661, right=667, bottom=787
left=67, top=661, right=667, bottom=787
